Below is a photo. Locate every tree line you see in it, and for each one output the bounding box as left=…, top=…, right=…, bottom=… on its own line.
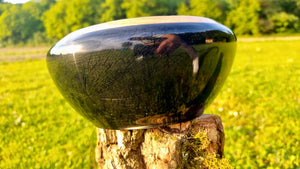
left=0, top=0, right=299, bottom=46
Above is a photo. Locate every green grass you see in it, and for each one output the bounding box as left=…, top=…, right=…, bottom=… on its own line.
left=0, top=56, right=97, bottom=168
left=0, top=39, right=300, bottom=168
left=206, top=40, right=300, bottom=168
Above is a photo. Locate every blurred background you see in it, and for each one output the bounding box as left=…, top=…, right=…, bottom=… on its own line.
left=0, top=0, right=299, bottom=168
left=0, top=0, right=300, bottom=46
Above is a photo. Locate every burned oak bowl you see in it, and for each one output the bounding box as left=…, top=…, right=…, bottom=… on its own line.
left=47, top=16, right=236, bottom=129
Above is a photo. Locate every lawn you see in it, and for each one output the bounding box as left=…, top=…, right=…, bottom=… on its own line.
left=206, top=39, right=300, bottom=168
left=0, top=39, right=299, bottom=168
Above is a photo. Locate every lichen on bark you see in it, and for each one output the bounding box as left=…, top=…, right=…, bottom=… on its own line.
left=179, top=129, right=232, bottom=169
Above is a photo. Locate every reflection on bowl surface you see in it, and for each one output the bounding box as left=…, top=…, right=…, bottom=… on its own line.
left=47, top=16, right=236, bottom=129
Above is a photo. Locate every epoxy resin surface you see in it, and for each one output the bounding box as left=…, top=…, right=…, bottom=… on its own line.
left=47, top=16, right=236, bottom=129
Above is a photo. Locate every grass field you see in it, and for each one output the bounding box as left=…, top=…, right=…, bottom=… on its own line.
left=0, top=39, right=299, bottom=168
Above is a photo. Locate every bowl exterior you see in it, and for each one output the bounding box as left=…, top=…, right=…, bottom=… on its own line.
left=47, top=16, right=236, bottom=129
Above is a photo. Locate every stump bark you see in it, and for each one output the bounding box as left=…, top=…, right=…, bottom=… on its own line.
left=96, top=114, right=225, bottom=169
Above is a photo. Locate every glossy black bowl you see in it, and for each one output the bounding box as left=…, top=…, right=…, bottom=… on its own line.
left=47, top=16, right=236, bottom=129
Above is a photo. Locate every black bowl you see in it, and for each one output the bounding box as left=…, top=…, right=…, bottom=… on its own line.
left=47, top=16, right=236, bottom=129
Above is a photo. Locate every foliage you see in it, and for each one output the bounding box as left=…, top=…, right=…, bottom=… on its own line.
left=272, top=12, right=299, bottom=33
left=0, top=1, right=52, bottom=46
left=259, top=0, right=300, bottom=34
left=42, top=0, right=104, bottom=40
left=0, top=5, right=32, bottom=46
left=100, top=0, right=125, bottom=22
left=41, top=1, right=67, bottom=40
left=225, top=0, right=261, bottom=35
left=0, top=3, right=11, bottom=15
left=177, top=0, right=227, bottom=23
left=0, top=0, right=300, bottom=46
left=121, top=0, right=149, bottom=18
left=122, top=0, right=181, bottom=18
left=26, top=31, right=49, bottom=47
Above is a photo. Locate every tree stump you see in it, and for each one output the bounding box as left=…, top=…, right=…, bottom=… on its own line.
left=95, top=114, right=225, bottom=169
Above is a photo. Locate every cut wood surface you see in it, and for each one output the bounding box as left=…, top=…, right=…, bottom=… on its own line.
left=96, top=114, right=225, bottom=169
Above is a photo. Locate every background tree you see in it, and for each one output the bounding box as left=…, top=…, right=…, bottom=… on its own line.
left=225, top=0, right=260, bottom=35
left=22, top=1, right=45, bottom=35
left=0, top=0, right=300, bottom=46
left=100, top=0, right=125, bottom=22
left=0, top=3, right=11, bottom=15
left=40, top=0, right=56, bottom=10
left=122, top=0, right=181, bottom=18
left=0, top=4, right=39, bottom=46
left=177, top=0, right=228, bottom=23
left=42, top=0, right=104, bottom=40
left=258, top=0, right=300, bottom=33
left=0, top=0, right=54, bottom=46
left=272, top=12, right=299, bottom=33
